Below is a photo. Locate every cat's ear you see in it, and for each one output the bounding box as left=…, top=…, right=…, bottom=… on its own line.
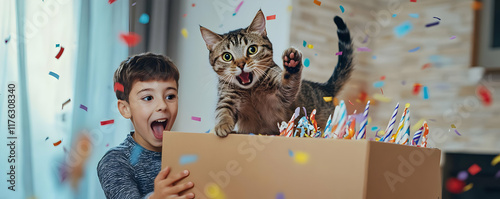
left=200, top=26, right=223, bottom=51
left=247, top=9, right=267, bottom=36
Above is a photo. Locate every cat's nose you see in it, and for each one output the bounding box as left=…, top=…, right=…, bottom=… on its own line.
left=236, top=60, right=245, bottom=69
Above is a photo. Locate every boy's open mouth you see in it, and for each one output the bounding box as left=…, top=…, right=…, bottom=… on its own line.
left=151, top=119, right=168, bottom=140
left=236, top=71, right=253, bottom=86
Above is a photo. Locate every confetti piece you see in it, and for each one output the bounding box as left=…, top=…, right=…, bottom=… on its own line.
left=302, top=40, right=307, bottom=47
left=108, top=0, right=116, bottom=4
left=401, top=80, right=406, bottom=85
left=179, top=154, right=198, bottom=165
left=433, top=16, right=441, bottom=21
left=205, top=129, right=211, bottom=133
left=323, top=96, right=333, bottom=102
left=192, top=3, right=195, bottom=7
left=340, top=5, right=345, bottom=13
left=313, top=0, right=321, bottom=6
left=373, top=93, right=392, bottom=102
left=130, top=145, right=142, bottom=165
left=453, top=129, right=461, bottom=136
left=450, top=36, right=456, bottom=40
left=496, top=170, right=500, bottom=178
left=348, top=100, right=354, bottom=105
left=373, top=81, right=384, bottom=88
left=53, top=140, right=62, bottom=146
left=371, top=126, right=379, bottom=131
left=423, top=86, right=429, bottom=99
left=106, top=143, right=109, bottom=147
left=287, top=5, right=293, bottom=12
left=234, top=1, right=244, bottom=14
left=5, top=35, right=11, bottom=43
left=457, top=170, right=468, bottom=181
left=446, top=177, right=465, bottom=194
left=451, top=124, right=456, bottom=128
left=293, top=151, right=309, bottom=164
left=362, top=35, right=369, bottom=43
left=413, top=83, right=422, bottom=95
left=307, top=44, right=314, bottom=49
left=476, top=85, right=492, bottom=106
left=405, top=103, right=410, bottom=108
left=409, top=46, right=420, bottom=52
left=80, top=104, right=88, bottom=111
left=421, top=63, right=432, bottom=70
left=49, top=71, right=60, bottom=79
left=183, top=14, right=187, bottom=17
left=392, top=14, right=397, bottom=17
left=409, top=13, right=419, bottom=18
left=425, top=21, right=440, bottom=27
left=56, top=44, right=60, bottom=47
left=335, top=51, right=343, bottom=55
left=131, top=2, right=136, bottom=6
left=357, top=47, right=371, bottom=52
left=276, top=192, right=285, bottom=199
left=472, top=1, right=482, bottom=10
left=205, top=183, right=226, bottom=199
left=304, top=58, right=310, bottom=67
left=100, top=119, right=115, bottom=126
left=114, top=82, right=124, bottom=92
left=463, top=183, right=473, bottom=192
left=119, top=32, right=141, bottom=47
left=181, top=28, right=188, bottom=38
left=139, top=13, right=149, bottom=24
left=288, top=149, right=294, bottom=157
left=372, top=55, right=377, bottom=59
left=394, top=21, right=413, bottom=37
left=266, top=15, right=276, bottom=20
left=411, top=119, right=425, bottom=132
left=380, top=76, right=386, bottom=80
left=191, top=116, right=201, bottom=122
left=55, top=47, right=64, bottom=59
left=333, top=97, right=339, bottom=106
left=492, top=154, right=500, bottom=166
left=410, top=0, right=416, bottom=2
left=468, top=164, right=481, bottom=175
left=45, top=137, right=49, bottom=141
left=380, top=88, right=383, bottom=94
left=62, top=99, right=71, bottom=110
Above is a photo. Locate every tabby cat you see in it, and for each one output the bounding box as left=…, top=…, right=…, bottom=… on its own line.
left=200, top=10, right=354, bottom=137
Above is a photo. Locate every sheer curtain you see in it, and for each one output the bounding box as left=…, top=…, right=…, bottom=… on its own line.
left=1, top=0, right=129, bottom=198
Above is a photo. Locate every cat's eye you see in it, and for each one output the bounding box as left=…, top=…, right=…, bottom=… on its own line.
left=222, top=52, right=233, bottom=61
left=247, top=45, right=258, bottom=55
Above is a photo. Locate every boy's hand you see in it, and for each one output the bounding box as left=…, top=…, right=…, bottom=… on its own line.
left=149, top=167, right=195, bottom=199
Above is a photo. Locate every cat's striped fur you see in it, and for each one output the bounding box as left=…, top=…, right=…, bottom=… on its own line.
left=200, top=10, right=353, bottom=137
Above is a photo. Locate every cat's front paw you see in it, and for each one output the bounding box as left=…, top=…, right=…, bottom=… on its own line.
left=282, top=48, right=302, bottom=74
left=214, top=122, right=234, bottom=137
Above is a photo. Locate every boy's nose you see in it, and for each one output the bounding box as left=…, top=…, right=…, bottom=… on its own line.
left=156, top=100, right=168, bottom=111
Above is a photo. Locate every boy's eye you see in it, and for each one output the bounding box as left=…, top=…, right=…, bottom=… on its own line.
left=142, top=96, right=153, bottom=101
left=166, top=94, right=177, bottom=100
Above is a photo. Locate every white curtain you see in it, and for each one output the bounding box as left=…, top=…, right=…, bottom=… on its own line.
left=0, top=0, right=130, bottom=198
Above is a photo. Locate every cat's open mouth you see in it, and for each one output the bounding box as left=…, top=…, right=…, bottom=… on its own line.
left=236, top=71, right=253, bottom=85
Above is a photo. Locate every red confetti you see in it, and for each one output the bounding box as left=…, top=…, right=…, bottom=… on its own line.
left=446, top=177, right=465, bottom=194
left=266, top=15, right=276, bottom=20
left=413, top=83, right=422, bottom=95
left=380, top=88, right=384, bottom=94
left=55, top=47, right=65, bottom=59
left=100, top=119, right=115, bottom=126
left=53, top=140, right=62, bottom=146
left=468, top=164, right=481, bottom=175
left=359, top=91, right=368, bottom=102
left=119, top=32, right=142, bottom=47
left=380, top=76, right=386, bottom=80
left=108, top=0, right=117, bottom=4
left=106, top=143, right=109, bottom=147
left=313, top=0, right=321, bottom=6
left=348, top=100, right=354, bottom=105
left=476, top=85, right=492, bottom=106
left=421, top=63, right=432, bottom=70
left=183, top=14, right=187, bottom=17
left=410, top=0, right=417, bottom=2
left=114, top=82, right=124, bottom=92
left=192, top=3, right=195, bottom=7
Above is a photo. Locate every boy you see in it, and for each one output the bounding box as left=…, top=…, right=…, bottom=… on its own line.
left=97, top=53, right=195, bottom=199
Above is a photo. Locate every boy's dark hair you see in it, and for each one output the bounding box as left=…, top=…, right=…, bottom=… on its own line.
left=114, top=52, right=179, bottom=102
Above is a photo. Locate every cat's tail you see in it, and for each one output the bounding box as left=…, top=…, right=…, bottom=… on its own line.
left=325, top=16, right=354, bottom=96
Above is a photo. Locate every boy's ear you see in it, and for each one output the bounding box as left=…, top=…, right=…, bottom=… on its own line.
left=200, top=26, right=222, bottom=51
left=247, top=9, right=267, bottom=36
left=117, top=100, right=131, bottom=119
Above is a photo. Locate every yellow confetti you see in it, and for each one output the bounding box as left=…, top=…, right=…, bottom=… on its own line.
left=411, top=119, right=426, bottom=132
left=181, top=28, right=188, bottom=38
left=287, top=5, right=293, bottom=12
left=205, top=183, right=226, bottom=199
left=307, top=44, right=314, bottom=49
left=492, top=154, right=500, bottom=166
left=368, top=116, right=372, bottom=125
left=377, top=130, right=385, bottom=137
left=294, top=151, right=309, bottom=164
left=333, top=97, right=339, bottom=106
left=356, top=99, right=361, bottom=103
left=372, top=93, right=392, bottom=102
left=463, top=183, right=473, bottom=192
left=323, top=96, right=333, bottom=102
left=405, top=103, right=410, bottom=108
left=451, top=124, right=456, bottom=128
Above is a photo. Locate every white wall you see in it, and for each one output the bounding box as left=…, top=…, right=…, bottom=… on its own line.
left=169, top=0, right=293, bottom=133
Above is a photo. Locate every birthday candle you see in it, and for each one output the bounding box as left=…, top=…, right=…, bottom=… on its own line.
left=332, top=101, right=347, bottom=139
left=390, top=105, right=408, bottom=143
left=310, top=109, right=318, bottom=134
left=396, top=109, right=410, bottom=144
left=323, top=114, right=333, bottom=138
left=357, top=100, right=370, bottom=140
left=281, top=113, right=296, bottom=137
left=344, top=115, right=356, bottom=139
left=420, top=121, right=429, bottom=147
left=382, top=103, right=399, bottom=142
left=412, top=126, right=424, bottom=146
left=326, top=105, right=340, bottom=138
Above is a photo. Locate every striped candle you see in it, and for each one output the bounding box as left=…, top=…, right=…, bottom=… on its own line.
left=323, top=114, right=333, bottom=138
left=357, top=100, right=370, bottom=140
left=420, top=121, right=429, bottom=147
left=396, top=109, right=410, bottom=144
left=332, top=101, right=347, bottom=138
left=391, top=106, right=408, bottom=143
left=382, top=103, right=399, bottom=142
left=327, top=105, right=341, bottom=138
left=412, top=126, right=424, bottom=146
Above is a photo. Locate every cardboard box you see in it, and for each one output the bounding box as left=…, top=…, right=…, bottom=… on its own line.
left=162, top=132, right=442, bottom=199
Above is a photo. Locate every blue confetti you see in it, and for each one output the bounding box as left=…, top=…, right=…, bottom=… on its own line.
left=425, top=21, right=440, bottom=28
left=179, top=154, right=198, bottom=165
left=249, top=133, right=255, bottom=135
left=372, top=55, right=377, bottom=59
left=423, top=86, right=429, bottom=99
left=130, top=145, right=143, bottom=166
left=408, top=13, right=419, bottom=18
left=392, top=14, right=397, bottom=17
left=408, top=46, right=420, bottom=52
left=45, top=137, right=49, bottom=141
left=339, top=5, right=345, bottom=13
left=139, top=13, right=150, bottom=24
left=49, top=71, right=60, bottom=79
left=276, top=192, right=285, bottom=199
left=56, top=44, right=60, bottom=47
left=373, top=81, right=385, bottom=88
left=302, top=40, right=306, bottom=47
left=288, top=149, right=294, bottom=157
left=393, top=21, right=413, bottom=38
left=205, top=129, right=210, bottom=133
left=304, top=58, right=310, bottom=67
left=371, top=126, right=379, bottom=131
